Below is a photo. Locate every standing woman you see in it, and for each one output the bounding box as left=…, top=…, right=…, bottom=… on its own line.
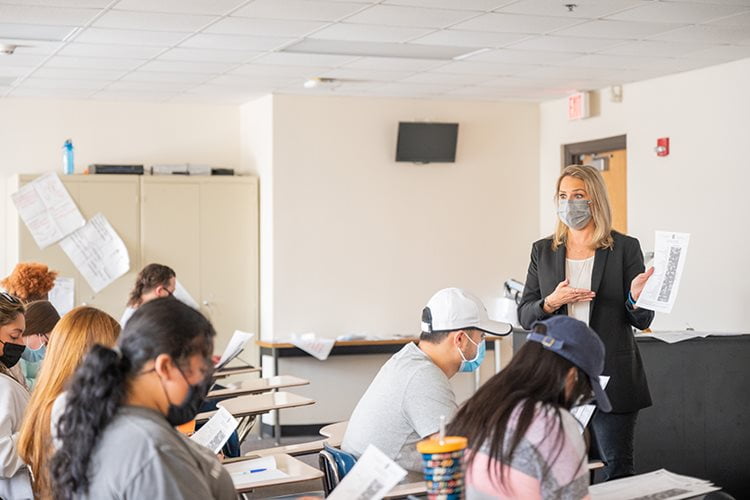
left=50, top=298, right=234, bottom=500
left=0, top=292, right=31, bottom=499
left=518, top=164, right=655, bottom=481
left=18, top=306, right=120, bottom=499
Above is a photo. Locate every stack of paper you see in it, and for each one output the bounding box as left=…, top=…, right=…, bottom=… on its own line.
left=215, top=330, right=254, bottom=369
left=590, top=469, right=720, bottom=499
left=224, top=457, right=288, bottom=487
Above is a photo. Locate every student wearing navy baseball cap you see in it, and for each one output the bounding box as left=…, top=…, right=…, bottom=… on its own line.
left=449, top=315, right=608, bottom=499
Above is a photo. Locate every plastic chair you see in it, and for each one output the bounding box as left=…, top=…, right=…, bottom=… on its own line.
left=318, top=444, right=357, bottom=496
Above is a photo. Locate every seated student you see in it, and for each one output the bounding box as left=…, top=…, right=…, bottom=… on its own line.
left=18, top=307, right=120, bottom=499
left=0, top=292, right=31, bottom=500
left=448, top=315, right=610, bottom=500
left=19, top=301, right=61, bottom=390
left=1, top=262, right=58, bottom=303
left=50, top=298, right=235, bottom=500
left=342, top=287, right=511, bottom=473
left=120, top=263, right=176, bottom=325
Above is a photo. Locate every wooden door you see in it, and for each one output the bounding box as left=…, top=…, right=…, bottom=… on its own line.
left=582, top=149, right=627, bottom=234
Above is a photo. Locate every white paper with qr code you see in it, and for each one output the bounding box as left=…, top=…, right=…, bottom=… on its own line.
left=328, top=444, right=407, bottom=500
left=636, top=231, right=690, bottom=314
left=190, top=407, right=238, bottom=454
left=590, top=468, right=719, bottom=499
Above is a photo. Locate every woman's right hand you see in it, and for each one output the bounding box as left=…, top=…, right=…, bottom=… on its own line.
left=543, top=279, right=596, bottom=313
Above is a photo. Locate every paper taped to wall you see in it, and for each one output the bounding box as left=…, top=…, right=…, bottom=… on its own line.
left=48, top=277, right=75, bottom=315
left=11, top=173, right=85, bottom=249
left=59, top=213, right=130, bottom=293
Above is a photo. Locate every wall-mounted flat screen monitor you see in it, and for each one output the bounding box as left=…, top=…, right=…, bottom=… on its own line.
left=396, top=122, right=458, bottom=163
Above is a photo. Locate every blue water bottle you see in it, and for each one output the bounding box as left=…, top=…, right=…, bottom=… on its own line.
left=62, top=139, right=74, bottom=175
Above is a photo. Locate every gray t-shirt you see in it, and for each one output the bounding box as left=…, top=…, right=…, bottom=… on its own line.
left=77, top=406, right=235, bottom=500
left=342, top=342, right=457, bottom=472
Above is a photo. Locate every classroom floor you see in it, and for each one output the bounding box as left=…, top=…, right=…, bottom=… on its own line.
left=240, top=434, right=324, bottom=499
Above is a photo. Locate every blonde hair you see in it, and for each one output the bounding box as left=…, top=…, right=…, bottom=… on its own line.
left=18, top=306, right=120, bottom=499
left=552, top=164, right=614, bottom=251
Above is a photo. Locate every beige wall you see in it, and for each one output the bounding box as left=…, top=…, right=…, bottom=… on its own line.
left=1, top=98, right=242, bottom=274
left=539, top=57, right=750, bottom=331
left=259, top=94, right=540, bottom=341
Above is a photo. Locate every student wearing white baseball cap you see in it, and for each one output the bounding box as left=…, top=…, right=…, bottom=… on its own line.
left=342, top=288, right=511, bottom=474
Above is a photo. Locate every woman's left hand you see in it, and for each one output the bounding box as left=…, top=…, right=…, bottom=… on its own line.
left=630, top=266, right=655, bottom=301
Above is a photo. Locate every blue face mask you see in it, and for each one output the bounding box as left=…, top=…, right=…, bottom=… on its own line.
left=458, top=334, right=486, bottom=373
left=21, top=343, right=46, bottom=363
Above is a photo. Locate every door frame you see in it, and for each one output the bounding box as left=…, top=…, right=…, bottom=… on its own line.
left=562, top=135, right=626, bottom=168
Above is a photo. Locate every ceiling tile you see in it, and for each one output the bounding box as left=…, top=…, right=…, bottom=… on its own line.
left=93, top=10, right=217, bottom=32
left=506, top=35, right=628, bottom=52
left=452, top=13, right=584, bottom=34
left=707, top=11, right=750, bottom=27
left=159, top=47, right=261, bottom=63
left=561, top=53, right=706, bottom=72
left=106, top=80, right=197, bottom=91
left=0, top=54, right=47, bottom=67
left=552, top=20, right=686, bottom=39
left=139, top=60, right=237, bottom=73
left=410, top=29, right=529, bottom=47
left=399, top=71, right=494, bottom=85
left=516, top=64, right=620, bottom=80
left=91, top=90, right=177, bottom=101
left=9, top=87, right=95, bottom=98
left=385, top=0, right=506, bottom=10
left=205, top=74, right=297, bottom=87
left=0, top=67, right=29, bottom=77
left=113, top=0, right=248, bottom=15
left=497, top=0, right=652, bottom=19
left=466, top=48, right=583, bottom=64
left=429, top=60, right=538, bottom=76
left=206, top=17, right=329, bottom=37
left=368, top=81, right=459, bottom=95
left=7, top=0, right=112, bottom=7
left=228, top=63, right=327, bottom=77
left=310, top=23, right=433, bottom=43
left=0, top=4, right=100, bottom=26
left=605, top=2, right=749, bottom=24
left=341, top=56, right=446, bottom=71
left=58, top=42, right=164, bottom=58
left=650, top=24, right=750, bottom=44
left=252, top=51, right=357, bottom=67
left=120, top=70, right=212, bottom=83
left=45, top=55, right=143, bottom=70
left=180, top=33, right=294, bottom=50
left=681, top=44, right=750, bottom=62
left=32, top=67, right=127, bottom=80
left=595, top=40, right=710, bottom=58
left=75, top=27, right=188, bottom=46
left=343, top=5, right=476, bottom=28
left=319, top=67, right=416, bottom=80
left=233, top=0, right=366, bottom=22
left=0, top=23, right=76, bottom=41
left=22, top=77, right=106, bottom=89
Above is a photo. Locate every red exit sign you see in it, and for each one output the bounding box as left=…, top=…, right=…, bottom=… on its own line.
left=568, top=91, right=590, bottom=121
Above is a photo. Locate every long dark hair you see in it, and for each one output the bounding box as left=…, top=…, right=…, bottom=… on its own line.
left=127, top=263, right=175, bottom=307
left=49, top=298, right=215, bottom=499
left=447, top=340, right=592, bottom=488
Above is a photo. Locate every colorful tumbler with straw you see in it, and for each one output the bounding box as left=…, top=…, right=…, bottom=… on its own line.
left=416, top=416, right=467, bottom=500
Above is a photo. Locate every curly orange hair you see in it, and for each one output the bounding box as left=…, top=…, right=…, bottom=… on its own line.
left=1, top=262, right=58, bottom=302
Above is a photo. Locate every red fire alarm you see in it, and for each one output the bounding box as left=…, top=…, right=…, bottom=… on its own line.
left=655, top=137, right=669, bottom=156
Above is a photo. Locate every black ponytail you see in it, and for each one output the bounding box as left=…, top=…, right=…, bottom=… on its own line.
left=50, top=298, right=215, bottom=499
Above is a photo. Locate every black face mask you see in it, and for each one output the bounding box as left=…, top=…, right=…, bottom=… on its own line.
left=0, top=339, right=26, bottom=368
left=160, top=365, right=212, bottom=426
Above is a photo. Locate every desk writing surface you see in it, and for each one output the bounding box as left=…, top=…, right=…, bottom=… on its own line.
left=217, top=391, right=315, bottom=418
left=213, top=365, right=261, bottom=379
left=226, top=453, right=323, bottom=493
left=257, top=338, right=417, bottom=349
left=209, top=375, right=309, bottom=398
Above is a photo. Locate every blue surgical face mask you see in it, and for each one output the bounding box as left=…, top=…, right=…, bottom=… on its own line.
left=21, top=343, right=46, bottom=363
left=459, top=334, right=486, bottom=373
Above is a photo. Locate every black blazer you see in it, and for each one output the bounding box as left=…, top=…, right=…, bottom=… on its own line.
left=518, top=231, right=654, bottom=413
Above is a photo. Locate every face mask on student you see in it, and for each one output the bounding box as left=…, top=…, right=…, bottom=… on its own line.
left=0, top=339, right=26, bottom=368
left=159, top=364, right=212, bottom=426
left=558, top=199, right=592, bottom=230
left=458, top=334, right=486, bottom=373
left=21, top=337, right=47, bottom=364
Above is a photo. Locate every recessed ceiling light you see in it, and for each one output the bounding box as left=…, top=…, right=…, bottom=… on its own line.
left=283, top=39, right=483, bottom=60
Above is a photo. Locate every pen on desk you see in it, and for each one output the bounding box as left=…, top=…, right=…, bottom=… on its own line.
left=231, top=468, right=268, bottom=476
